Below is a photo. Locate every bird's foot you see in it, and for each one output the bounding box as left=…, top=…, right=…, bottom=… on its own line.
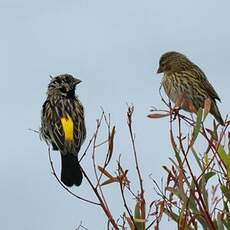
left=171, top=106, right=180, bottom=120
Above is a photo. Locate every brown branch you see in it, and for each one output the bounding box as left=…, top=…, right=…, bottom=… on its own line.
left=127, top=106, right=146, bottom=228
left=48, top=147, right=99, bottom=206
left=81, top=168, right=119, bottom=230
left=176, top=117, right=216, bottom=229
left=48, top=111, right=119, bottom=230
left=79, top=135, right=94, bottom=162
left=91, top=113, right=111, bottom=213
left=87, top=112, right=119, bottom=229
left=117, top=162, right=136, bottom=230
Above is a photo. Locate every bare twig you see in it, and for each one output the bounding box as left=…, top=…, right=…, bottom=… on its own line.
left=48, top=147, right=99, bottom=206
left=127, top=105, right=146, bottom=228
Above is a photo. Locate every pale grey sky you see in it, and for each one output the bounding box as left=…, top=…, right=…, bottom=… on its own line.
left=0, top=0, right=229, bottom=229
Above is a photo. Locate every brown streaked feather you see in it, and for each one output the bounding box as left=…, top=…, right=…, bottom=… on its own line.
left=189, top=66, right=221, bottom=101
left=157, top=51, right=224, bottom=125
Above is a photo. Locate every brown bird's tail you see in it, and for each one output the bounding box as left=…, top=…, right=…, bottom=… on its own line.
left=61, top=153, right=83, bottom=187
left=211, top=101, right=225, bottom=126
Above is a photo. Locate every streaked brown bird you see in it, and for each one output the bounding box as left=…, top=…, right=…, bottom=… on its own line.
left=157, top=51, right=224, bottom=125
left=41, top=74, right=86, bottom=187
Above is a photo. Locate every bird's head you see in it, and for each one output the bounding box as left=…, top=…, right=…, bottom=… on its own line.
left=47, top=74, right=82, bottom=98
left=157, top=51, right=192, bottom=74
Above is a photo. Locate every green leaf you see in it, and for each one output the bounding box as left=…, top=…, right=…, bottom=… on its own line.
left=218, top=145, right=230, bottom=176
left=191, top=147, right=203, bottom=170
left=221, top=185, right=230, bottom=202
left=196, top=216, right=208, bottom=229
left=107, top=126, right=115, bottom=164
left=188, top=193, right=197, bottom=213
left=190, top=108, right=203, bottom=147
left=175, top=149, right=183, bottom=169
left=212, top=121, right=218, bottom=141
left=188, top=181, right=208, bottom=229
left=218, top=145, right=230, bottom=164
left=163, top=208, right=179, bottom=222
left=228, top=132, right=230, bottom=154
left=165, top=207, right=204, bottom=230
left=198, top=172, right=215, bottom=208
left=223, top=201, right=230, bottom=228
left=134, top=201, right=145, bottom=230
left=198, top=172, right=216, bottom=189
left=188, top=181, right=198, bottom=213
left=223, top=201, right=229, bottom=212
left=217, top=213, right=225, bottom=230
left=223, top=220, right=230, bottom=230
left=134, top=201, right=141, bottom=219
left=169, top=157, right=181, bottom=170
left=166, top=187, right=181, bottom=199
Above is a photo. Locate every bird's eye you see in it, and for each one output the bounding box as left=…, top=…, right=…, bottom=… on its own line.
left=60, top=86, right=66, bottom=93
left=160, top=62, right=165, bottom=69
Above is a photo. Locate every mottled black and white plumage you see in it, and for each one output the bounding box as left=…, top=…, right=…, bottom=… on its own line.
left=41, top=74, right=86, bottom=187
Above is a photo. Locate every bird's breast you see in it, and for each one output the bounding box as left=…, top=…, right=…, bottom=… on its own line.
left=60, top=113, right=74, bottom=141
left=162, top=74, right=179, bottom=104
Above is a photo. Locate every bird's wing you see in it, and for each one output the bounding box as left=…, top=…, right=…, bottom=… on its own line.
left=71, top=100, right=86, bottom=154
left=41, top=98, right=86, bottom=154
left=41, top=100, right=65, bottom=150
left=191, top=65, right=221, bottom=101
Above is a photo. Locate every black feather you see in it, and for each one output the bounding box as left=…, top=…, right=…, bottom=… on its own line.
left=60, top=153, right=83, bottom=187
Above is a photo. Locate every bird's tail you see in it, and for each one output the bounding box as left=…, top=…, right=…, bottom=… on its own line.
left=61, top=153, right=83, bottom=187
left=211, top=102, right=225, bottom=126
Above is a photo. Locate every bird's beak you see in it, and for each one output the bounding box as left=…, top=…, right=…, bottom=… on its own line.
left=74, top=78, right=82, bottom=85
left=156, top=67, right=162, bottom=74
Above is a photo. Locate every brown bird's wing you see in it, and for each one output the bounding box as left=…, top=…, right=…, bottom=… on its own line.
left=191, top=65, right=221, bottom=101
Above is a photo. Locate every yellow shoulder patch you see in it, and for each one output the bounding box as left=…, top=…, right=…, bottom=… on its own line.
left=60, top=113, right=74, bottom=141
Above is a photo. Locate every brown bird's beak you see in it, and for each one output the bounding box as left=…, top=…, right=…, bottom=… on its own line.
left=156, top=66, right=162, bottom=74
left=74, top=78, right=82, bottom=85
